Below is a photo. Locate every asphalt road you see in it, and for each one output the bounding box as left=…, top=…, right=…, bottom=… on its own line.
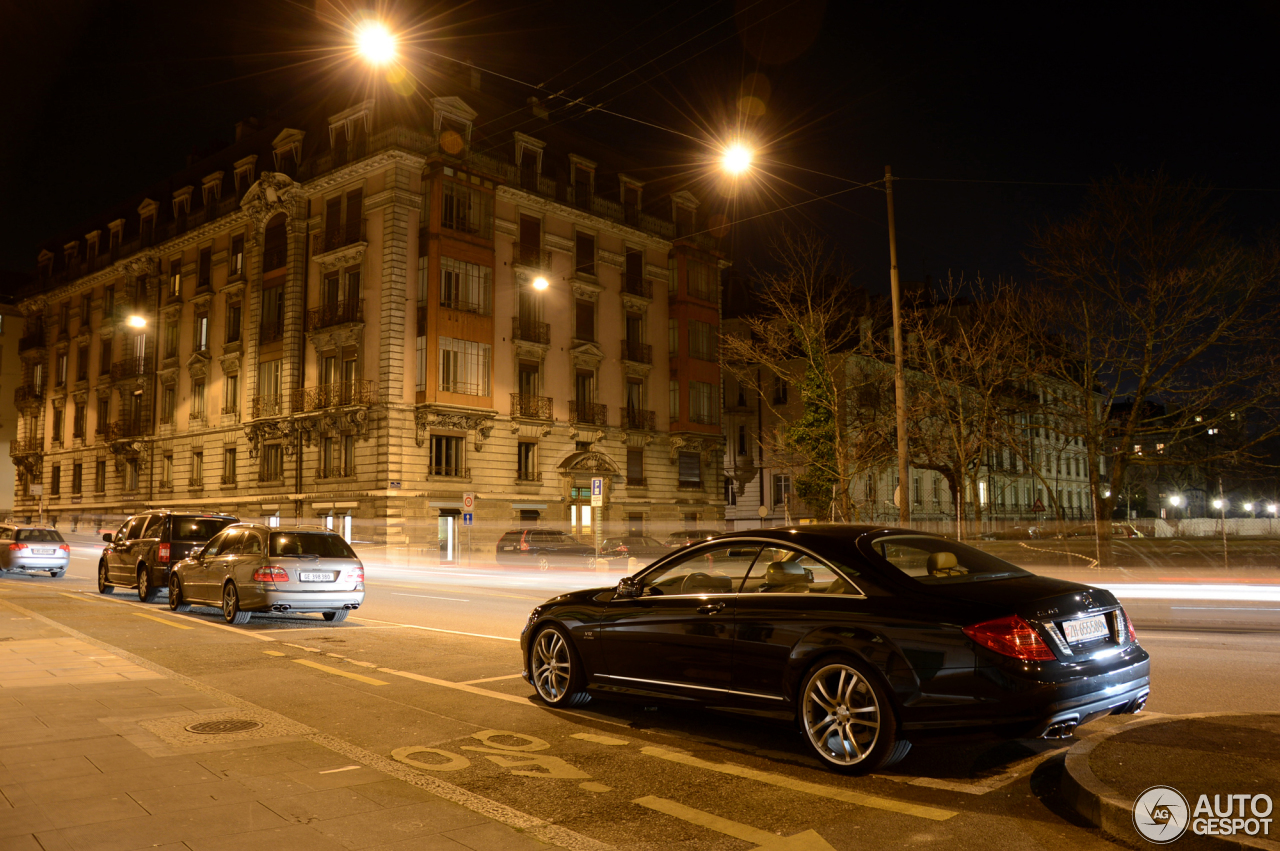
left=2, top=540, right=1278, bottom=851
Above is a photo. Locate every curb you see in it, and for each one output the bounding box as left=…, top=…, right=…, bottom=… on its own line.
left=1061, top=712, right=1280, bottom=851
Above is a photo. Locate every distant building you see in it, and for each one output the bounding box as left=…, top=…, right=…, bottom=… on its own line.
left=0, top=294, right=24, bottom=520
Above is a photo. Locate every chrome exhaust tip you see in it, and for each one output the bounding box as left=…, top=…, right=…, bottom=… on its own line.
left=1042, top=721, right=1078, bottom=739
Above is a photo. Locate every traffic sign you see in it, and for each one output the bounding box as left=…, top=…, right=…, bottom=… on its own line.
left=1032, top=498, right=1046, bottom=512
left=591, top=477, right=603, bottom=508
left=462, top=492, right=475, bottom=511
left=462, top=512, right=473, bottom=526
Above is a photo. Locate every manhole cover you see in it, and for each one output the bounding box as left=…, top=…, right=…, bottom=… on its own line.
left=184, top=719, right=263, bottom=735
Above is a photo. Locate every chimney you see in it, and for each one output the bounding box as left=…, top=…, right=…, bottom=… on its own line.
left=235, top=117, right=261, bottom=142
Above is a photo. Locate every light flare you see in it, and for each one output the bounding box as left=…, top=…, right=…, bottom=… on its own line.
left=355, top=22, right=397, bottom=65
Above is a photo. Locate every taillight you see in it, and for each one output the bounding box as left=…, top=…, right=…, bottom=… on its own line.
left=158, top=543, right=170, bottom=564
left=59, top=544, right=70, bottom=553
left=351, top=566, right=365, bottom=582
left=8, top=543, right=26, bottom=551
left=252, top=566, right=289, bottom=582
left=618, top=545, right=629, bottom=552
left=964, top=615, right=1056, bottom=661
left=1123, top=608, right=1138, bottom=644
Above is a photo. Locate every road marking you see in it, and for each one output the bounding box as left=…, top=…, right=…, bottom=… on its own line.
left=640, top=746, right=956, bottom=821
left=352, top=616, right=518, bottom=642
left=284, top=643, right=323, bottom=653
left=391, top=592, right=471, bottom=602
left=1171, top=606, right=1280, bottom=611
left=131, top=612, right=193, bottom=630
left=378, top=581, right=544, bottom=601
left=263, top=650, right=286, bottom=657
left=581, top=782, right=612, bottom=792
left=60, top=591, right=277, bottom=641
left=319, top=765, right=362, bottom=774
left=461, top=674, right=525, bottom=684
left=572, top=733, right=630, bottom=746
left=58, top=592, right=104, bottom=603
left=293, top=658, right=389, bottom=686
left=376, top=667, right=534, bottom=706
left=875, top=745, right=1068, bottom=795
left=633, top=796, right=836, bottom=850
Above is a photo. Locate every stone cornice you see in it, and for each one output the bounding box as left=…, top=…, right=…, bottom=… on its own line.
left=495, top=185, right=671, bottom=251
left=364, top=187, right=421, bottom=213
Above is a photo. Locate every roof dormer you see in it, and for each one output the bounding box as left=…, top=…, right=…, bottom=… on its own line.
left=63, top=241, right=79, bottom=266
left=202, top=172, right=224, bottom=206
left=272, top=128, right=305, bottom=175
left=431, top=96, right=477, bottom=154
left=328, top=99, right=375, bottom=147
left=514, top=132, right=545, bottom=189
left=172, top=187, right=194, bottom=220
left=38, top=249, right=54, bottom=279
left=671, top=190, right=700, bottom=236
left=233, top=155, right=258, bottom=198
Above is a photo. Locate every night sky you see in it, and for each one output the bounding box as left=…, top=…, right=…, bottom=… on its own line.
left=2, top=0, right=1276, bottom=290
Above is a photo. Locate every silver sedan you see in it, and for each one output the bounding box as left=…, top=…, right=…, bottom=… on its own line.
left=0, top=526, right=71, bottom=577
left=168, top=524, right=365, bottom=624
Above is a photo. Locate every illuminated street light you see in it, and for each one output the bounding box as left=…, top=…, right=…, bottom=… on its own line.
left=127, top=314, right=147, bottom=328
left=1270, top=504, right=1278, bottom=515
left=721, top=143, right=753, bottom=175
left=1168, top=495, right=1183, bottom=507
left=355, top=21, right=397, bottom=65
left=1244, top=502, right=1254, bottom=512
left=1212, top=498, right=1225, bottom=510
left=532, top=276, right=549, bottom=291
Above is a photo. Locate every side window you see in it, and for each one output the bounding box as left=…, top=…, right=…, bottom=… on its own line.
left=124, top=516, right=150, bottom=541
left=141, top=515, right=165, bottom=539
left=239, top=533, right=264, bottom=555
left=639, top=545, right=760, bottom=596
left=741, top=547, right=861, bottom=595
left=205, top=530, right=240, bottom=557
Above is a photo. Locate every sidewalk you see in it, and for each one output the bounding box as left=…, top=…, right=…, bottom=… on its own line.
left=1062, top=712, right=1280, bottom=851
left=0, top=602, right=565, bottom=851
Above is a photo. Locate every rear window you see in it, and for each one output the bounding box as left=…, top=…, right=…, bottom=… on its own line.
left=873, top=535, right=1031, bottom=585
left=269, top=532, right=357, bottom=558
left=172, top=517, right=235, bottom=542
left=533, top=531, right=574, bottom=543
left=16, top=529, right=65, bottom=543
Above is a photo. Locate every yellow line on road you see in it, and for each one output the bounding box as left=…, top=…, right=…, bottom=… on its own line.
left=633, top=796, right=776, bottom=845
left=59, top=592, right=105, bottom=602
left=376, top=667, right=534, bottom=706
left=460, top=673, right=526, bottom=684
left=640, top=746, right=956, bottom=821
left=262, top=650, right=286, bottom=657
left=292, top=658, right=389, bottom=686
left=572, top=733, right=630, bottom=746
left=350, top=616, right=518, bottom=642
left=131, top=612, right=194, bottom=630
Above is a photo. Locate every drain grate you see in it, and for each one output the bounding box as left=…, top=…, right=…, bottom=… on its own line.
left=185, top=718, right=264, bottom=735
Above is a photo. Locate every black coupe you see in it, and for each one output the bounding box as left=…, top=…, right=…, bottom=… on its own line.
left=520, top=526, right=1150, bottom=773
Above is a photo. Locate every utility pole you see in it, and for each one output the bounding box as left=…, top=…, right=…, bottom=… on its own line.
left=886, top=166, right=910, bottom=526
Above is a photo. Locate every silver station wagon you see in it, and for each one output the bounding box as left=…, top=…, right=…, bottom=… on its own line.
left=168, top=524, right=365, bottom=624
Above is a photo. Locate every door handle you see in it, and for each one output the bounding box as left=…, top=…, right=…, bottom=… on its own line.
left=696, top=601, right=726, bottom=615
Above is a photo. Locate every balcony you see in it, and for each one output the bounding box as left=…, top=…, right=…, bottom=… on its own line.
left=512, top=316, right=550, bottom=345
left=570, top=400, right=608, bottom=427
left=622, top=340, right=652, bottom=364
left=306, top=299, right=363, bottom=332
left=262, top=244, right=287, bottom=272
left=14, top=385, right=43, bottom=407
left=251, top=394, right=284, bottom=418
left=428, top=466, right=469, bottom=479
left=18, top=329, right=46, bottom=353
left=623, top=275, right=653, bottom=299
left=511, top=241, right=552, bottom=270
left=104, top=416, right=150, bottom=441
left=316, top=466, right=355, bottom=479
left=111, top=355, right=154, bottom=381
left=621, top=408, right=656, bottom=431
left=259, top=318, right=284, bottom=344
left=312, top=220, right=367, bottom=257
left=293, top=380, right=376, bottom=412
left=9, top=438, right=41, bottom=456
left=516, top=470, right=542, bottom=482
left=511, top=393, right=553, bottom=419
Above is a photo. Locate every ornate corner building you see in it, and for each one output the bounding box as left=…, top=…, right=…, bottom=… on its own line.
left=11, top=78, right=728, bottom=554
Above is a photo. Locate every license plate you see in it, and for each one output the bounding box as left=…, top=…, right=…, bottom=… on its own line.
left=299, top=572, right=335, bottom=582
left=32, top=549, right=55, bottom=555
left=1062, top=614, right=1109, bottom=643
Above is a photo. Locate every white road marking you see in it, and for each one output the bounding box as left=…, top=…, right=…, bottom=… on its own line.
left=351, top=616, right=518, bottom=642
left=640, top=746, right=956, bottom=821
left=633, top=796, right=837, bottom=850
left=318, top=765, right=363, bottom=774
left=60, top=591, right=277, bottom=641
left=376, top=667, right=535, bottom=706
left=293, top=658, right=389, bottom=686
left=1170, top=606, right=1280, bottom=611
left=572, top=733, right=630, bottom=746
left=391, top=592, right=471, bottom=602
left=461, top=674, right=526, bottom=685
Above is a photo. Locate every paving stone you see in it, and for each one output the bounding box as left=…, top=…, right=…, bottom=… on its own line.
left=128, top=779, right=260, bottom=815
left=197, top=752, right=312, bottom=778
left=443, top=822, right=552, bottom=851
left=0, top=735, right=137, bottom=765
left=0, top=804, right=54, bottom=838
left=363, top=834, right=472, bottom=851
left=308, top=800, right=491, bottom=849
left=348, top=779, right=438, bottom=809
left=11, top=755, right=102, bottom=783
left=262, top=786, right=384, bottom=824
left=186, top=823, right=351, bottom=851
left=36, top=792, right=149, bottom=830
left=0, top=831, right=43, bottom=851
left=54, top=800, right=287, bottom=851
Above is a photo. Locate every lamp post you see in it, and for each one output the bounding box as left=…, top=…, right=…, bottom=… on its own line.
left=1213, top=490, right=1228, bottom=569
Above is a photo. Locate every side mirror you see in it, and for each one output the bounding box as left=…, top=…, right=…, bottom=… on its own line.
left=102, top=533, right=112, bottom=543
left=616, top=576, right=641, bottom=598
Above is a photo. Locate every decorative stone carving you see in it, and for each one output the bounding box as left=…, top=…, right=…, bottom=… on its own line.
left=569, top=425, right=604, bottom=445
left=571, top=277, right=603, bottom=301
left=313, top=241, right=367, bottom=273
left=240, top=172, right=306, bottom=227
left=187, top=353, right=210, bottom=379
left=668, top=436, right=686, bottom=464
left=308, top=323, right=364, bottom=352
left=298, top=408, right=371, bottom=447
left=414, top=406, right=496, bottom=449
left=569, top=341, right=605, bottom=371
left=243, top=419, right=297, bottom=458
left=556, top=449, right=620, bottom=476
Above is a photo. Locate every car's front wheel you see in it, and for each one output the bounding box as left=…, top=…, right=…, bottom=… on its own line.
left=222, top=583, right=251, bottom=625
left=536, top=554, right=551, bottom=571
left=137, top=567, right=157, bottom=603
left=530, top=624, right=590, bottom=707
left=798, top=657, right=908, bottom=774
left=169, top=575, right=191, bottom=612
left=98, top=561, right=114, bottom=594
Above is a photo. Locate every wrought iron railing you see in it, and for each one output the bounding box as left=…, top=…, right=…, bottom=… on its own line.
left=622, top=340, right=652, bottom=364
left=306, top=299, right=363, bottom=331
left=428, top=466, right=469, bottom=478
left=110, top=355, right=154, bottom=381
left=570, top=400, right=608, bottom=427
left=312, top=220, right=366, bottom=255
left=623, top=275, right=653, bottom=298
left=511, top=241, right=552, bottom=269
left=316, top=466, right=356, bottom=479
left=9, top=438, right=41, bottom=456
left=621, top=408, right=656, bottom=431
left=14, top=385, right=43, bottom=406
left=512, top=316, right=550, bottom=344
left=259, top=319, right=284, bottom=344
left=17, top=330, right=45, bottom=352
left=510, top=393, right=552, bottom=419
left=251, top=394, right=284, bottom=418
left=293, top=380, right=376, bottom=412
left=104, top=416, right=150, bottom=440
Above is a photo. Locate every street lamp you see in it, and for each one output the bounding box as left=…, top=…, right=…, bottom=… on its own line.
left=354, top=21, right=397, bottom=65
left=532, top=275, right=549, bottom=291
left=1168, top=495, right=1183, bottom=507
left=721, top=143, right=753, bottom=176
left=127, top=314, right=147, bottom=328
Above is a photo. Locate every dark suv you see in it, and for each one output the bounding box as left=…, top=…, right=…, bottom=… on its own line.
left=99, top=510, right=239, bottom=601
left=495, top=529, right=595, bottom=570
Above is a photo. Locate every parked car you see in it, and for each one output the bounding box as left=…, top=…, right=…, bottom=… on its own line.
left=662, top=529, right=722, bottom=548
left=521, top=524, right=1150, bottom=774
left=495, top=529, right=595, bottom=569
left=168, top=524, right=364, bottom=624
left=1058, top=523, right=1146, bottom=539
left=597, top=536, right=671, bottom=565
left=0, top=526, right=70, bottom=578
left=98, top=510, right=239, bottom=601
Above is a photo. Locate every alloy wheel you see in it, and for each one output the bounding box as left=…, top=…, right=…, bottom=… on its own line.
left=801, top=663, right=882, bottom=767
left=532, top=628, right=571, bottom=702
left=537, top=555, right=550, bottom=571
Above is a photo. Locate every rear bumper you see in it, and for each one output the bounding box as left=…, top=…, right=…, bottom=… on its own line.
left=245, top=587, right=365, bottom=613
left=3, top=556, right=70, bottom=573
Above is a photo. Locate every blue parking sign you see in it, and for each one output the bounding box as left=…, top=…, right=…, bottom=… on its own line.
left=462, top=512, right=473, bottom=526
left=591, top=477, right=603, bottom=497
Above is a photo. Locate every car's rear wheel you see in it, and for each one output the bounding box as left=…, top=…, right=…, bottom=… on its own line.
left=536, top=554, right=551, bottom=571
left=798, top=658, right=907, bottom=774
left=50, top=570, right=64, bottom=579
left=98, top=561, right=114, bottom=594
left=222, top=583, right=251, bottom=625
left=137, top=567, right=157, bottom=603
left=530, top=624, right=590, bottom=707
left=322, top=610, right=348, bottom=623
left=169, top=575, right=191, bottom=612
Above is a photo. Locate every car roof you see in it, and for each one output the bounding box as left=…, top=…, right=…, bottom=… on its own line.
left=136, top=510, right=238, bottom=518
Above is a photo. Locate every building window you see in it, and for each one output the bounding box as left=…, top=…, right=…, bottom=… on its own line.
left=678, top=452, right=702, bottom=487
left=669, top=380, right=680, bottom=421
left=229, top=235, right=244, bottom=277
left=73, top=402, right=86, bottom=438
left=194, top=312, right=210, bottom=352
left=99, top=338, right=111, bottom=376
left=575, top=299, right=595, bottom=342
left=225, top=301, right=242, bottom=344
left=517, top=442, right=538, bottom=481
left=688, top=261, right=716, bottom=301
left=96, top=398, right=109, bottom=433
left=738, top=425, right=747, bottom=456
left=416, top=255, right=430, bottom=305
left=440, top=179, right=493, bottom=238
left=222, top=448, right=237, bottom=484
left=773, top=473, right=792, bottom=506
left=260, top=444, right=283, bottom=482
left=55, top=352, right=68, bottom=386
left=224, top=373, right=239, bottom=414
left=688, top=320, right=716, bottom=361
left=625, top=247, right=643, bottom=292
left=263, top=219, right=287, bottom=272
left=573, top=165, right=593, bottom=208
left=160, top=386, right=175, bottom=424
left=79, top=292, right=91, bottom=326
left=773, top=375, right=789, bottom=405
left=76, top=345, right=89, bottom=381
left=191, top=378, right=206, bottom=420
left=95, top=460, right=106, bottom=493
left=198, top=247, right=212, bottom=289
left=51, top=408, right=64, bottom=445
left=50, top=464, right=61, bottom=496
left=126, top=458, right=139, bottom=491
left=415, top=335, right=427, bottom=396
left=162, top=454, right=174, bottom=487
left=164, top=321, right=179, bottom=359
left=438, top=337, right=491, bottom=395
left=168, top=259, right=182, bottom=297
left=668, top=319, right=677, bottom=356
left=689, top=380, right=719, bottom=425
left=725, top=477, right=737, bottom=505
left=191, top=451, right=204, bottom=487
left=575, top=233, right=595, bottom=276
left=439, top=257, right=492, bottom=314
left=429, top=435, right=464, bottom=477
left=913, top=475, right=921, bottom=506
left=627, top=449, right=645, bottom=486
